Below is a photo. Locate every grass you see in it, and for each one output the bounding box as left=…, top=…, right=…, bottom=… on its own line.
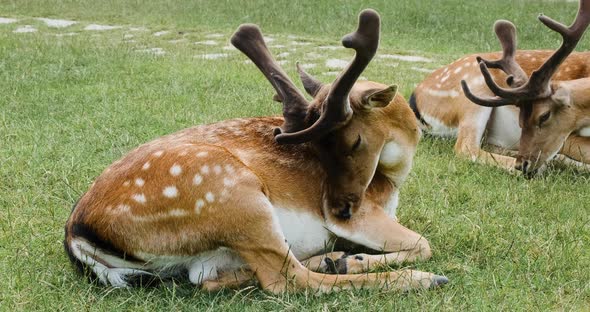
left=0, top=0, right=589, bottom=310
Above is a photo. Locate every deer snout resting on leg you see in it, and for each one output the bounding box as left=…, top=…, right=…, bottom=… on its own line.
left=64, top=9, right=447, bottom=293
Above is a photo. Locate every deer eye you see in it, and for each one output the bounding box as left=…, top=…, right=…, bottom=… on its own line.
left=351, top=135, right=362, bottom=152
left=539, top=111, right=551, bottom=126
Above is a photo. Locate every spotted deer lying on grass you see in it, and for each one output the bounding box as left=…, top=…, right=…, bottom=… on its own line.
left=411, top=0, right=590, bottom=177
left=64, top=10, right=448, bottom=293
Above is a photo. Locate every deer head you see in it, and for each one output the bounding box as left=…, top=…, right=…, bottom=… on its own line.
left=231, top=10, right=407, bottom=219
left=461, top=0, right=590, bottom=177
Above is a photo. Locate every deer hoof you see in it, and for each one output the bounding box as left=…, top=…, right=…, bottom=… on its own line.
left=430, top=275, right=449, bottom=288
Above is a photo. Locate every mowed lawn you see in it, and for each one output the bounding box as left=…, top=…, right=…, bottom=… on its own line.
left=1, top=0, right=589, bottom=310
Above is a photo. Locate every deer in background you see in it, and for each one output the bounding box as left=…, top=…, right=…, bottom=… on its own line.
left=64, top=10, right=448, bottom=293
left=411, top=0, right=590, bottom=177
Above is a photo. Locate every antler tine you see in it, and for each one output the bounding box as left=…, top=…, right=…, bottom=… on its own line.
left=461, top=20, right=529, bottom=106
left=460, top=80, right=516, bottom=107
left=528, top=0, right=590, bottom=91
left=478, top=20, right=528, bottom=87
left=275, top=9, right=381, bottom=144
left=296, top=62, right=324, bottom=97
left=231, top=24, right=309, bottom=136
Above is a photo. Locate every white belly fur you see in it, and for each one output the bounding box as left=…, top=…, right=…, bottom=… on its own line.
left=486, top=106, right=521, bottom=149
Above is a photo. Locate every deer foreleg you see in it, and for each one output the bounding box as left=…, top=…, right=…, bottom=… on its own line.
left=454, top=107, right=517, bottom=172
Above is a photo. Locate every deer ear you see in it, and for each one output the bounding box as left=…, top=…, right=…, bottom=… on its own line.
left=551, top=87, right=571, bottom=108
left=363, top=84, right=397, bottom=108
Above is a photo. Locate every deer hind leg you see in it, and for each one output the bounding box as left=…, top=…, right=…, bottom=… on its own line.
left=557, top=135, right=590, bottom=171
left=201, top=268, right=256, bottom=291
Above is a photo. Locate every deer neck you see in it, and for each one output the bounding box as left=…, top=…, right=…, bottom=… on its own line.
left=564, top=78, right=590, bottom=132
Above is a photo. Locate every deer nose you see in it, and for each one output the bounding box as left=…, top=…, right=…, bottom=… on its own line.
left=330, top=201, right=352, bottom=220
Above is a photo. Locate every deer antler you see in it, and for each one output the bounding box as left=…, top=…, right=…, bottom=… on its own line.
left=477, top=20, right=528, bottom=87
left=274, top=9, right=381, bottom=144
left=462, top=0, right=590, bottom=107
left=231, top=24, right=310, bottom=137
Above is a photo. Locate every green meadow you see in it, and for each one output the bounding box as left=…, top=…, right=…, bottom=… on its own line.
left=0, top=0, right=588, bottom=310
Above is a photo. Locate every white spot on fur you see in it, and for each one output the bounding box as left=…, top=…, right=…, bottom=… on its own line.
left=195, top=199, right=205, bottom=214
left=213, top=165, right=222, bottom=175
left=223, top=177, right=235, bottom=187
left=116, top=204, right=131, bottom=213
left=193, top=174, right=203, bottom=185
left=163, top=186, right=178, bottom=198
left=153, top=150, right=164, bottom=157
left=205, top=192, right=215, bottom=203
left=13, top=25, right=37, bottom=33
left=170, top=164, right=182, bottom=176
left=470, top=76, right=486, bottom=86
left=224, top=164, right=235, bottom=173
left=123, top=181, right=131, bottom=187
left=196, top=151, right=208, bottom=158
left=179, top=151, right=188, bottom=156
left=425, top=88, right=459, bottom=98
left=142, top=162, right=151, bottom=170
left=135, top=178, right=145, bottom=187
left=453, top=67, right=462, bottom=74
left=169, top=209, right=188, bottom=217
left=36, top=18, right=77, bottom=28
left=84, top=24, right=121, bottom=31
left=132, top=193, right=147, bottom=204
left=200, top=165, right=210, bottom=175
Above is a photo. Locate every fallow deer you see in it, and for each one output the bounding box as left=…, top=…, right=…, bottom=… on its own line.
left=64, top=10, right=448, bottom=293
left=412, top=0, right=590, bottom=176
